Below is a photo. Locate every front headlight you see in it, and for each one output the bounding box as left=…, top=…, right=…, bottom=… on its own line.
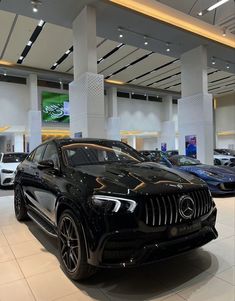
left=1, top=169, right=14, bottom=174
left=91, top=195, right=137, bottom=213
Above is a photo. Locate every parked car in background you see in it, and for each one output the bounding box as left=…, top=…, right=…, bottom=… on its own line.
left=14, top=139, right=217, bottom=280
left=215, top=149, right=235, bottom=156
left=165, top=150, right=179, bottom=157
left=214, top=151, right=235, bottom=167
left=167, top=155, right=235, bottom=196
left=0, top=152, right=28, bottom=187
left=139, top=150, right=166, bottom=163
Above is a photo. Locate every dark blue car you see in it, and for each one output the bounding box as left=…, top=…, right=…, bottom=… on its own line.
left=166, top=155, right=235, bottom=196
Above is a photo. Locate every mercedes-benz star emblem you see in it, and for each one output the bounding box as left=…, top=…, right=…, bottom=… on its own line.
left=179, top=195, right=195, bottom=219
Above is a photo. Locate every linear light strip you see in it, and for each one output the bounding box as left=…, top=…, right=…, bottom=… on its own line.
left=109, top=0, right=235, bottom=48
left=98, top=43, right=125, bottom=64
left=17, top=20, right=45, bottom=64
left=207, top=0, right=230, bottom=11
left=50, top=46, right=73, bottom=70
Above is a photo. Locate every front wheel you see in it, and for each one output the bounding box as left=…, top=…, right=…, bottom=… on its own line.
left=14, top=185, right=28, bottom=221
left=58, top=209, right=96, bottom=281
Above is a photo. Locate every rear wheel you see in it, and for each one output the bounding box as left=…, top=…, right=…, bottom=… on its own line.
left=58, top=209, right=96, bottom=281
left=14, top=184, right=28, bottom=221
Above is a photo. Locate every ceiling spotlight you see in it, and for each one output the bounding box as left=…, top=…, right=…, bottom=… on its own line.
left=198, top=11, right=203, bottom=16
left=222, top=28, right=227, bottom=37
left=19, top=56, right=24, bottom=60
left=144, top=36, right=149, bottom=45
left=118, top=27, right=124, bottom=38
left=226, top=63, right=230, bottom=69
left=31, top=0, right=42, bottom=13
left=3, top=72, right=7, bottom=76
left=211, top=57, right=216, bottom=65
left=166, top=43, right=170, bottom=52
left=65, top=49, right=71, bottom=55
left=59, top=80, right=63, bottom=85
left=27, top=41, right=32, bottom=46
left=53, top=63, right=58, bottom=67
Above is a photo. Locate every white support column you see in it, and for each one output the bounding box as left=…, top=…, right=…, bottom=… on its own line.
left=178, top=45, right=213, bottom=164
left=69, top=6, right=105, bottom=138
left=160, top=95, right=176, bottom=150
left=107, top=87, right=121, bottom=140
left=14, top=134, right=24, bottom=152
left=28, top=74, right=41, bottom=151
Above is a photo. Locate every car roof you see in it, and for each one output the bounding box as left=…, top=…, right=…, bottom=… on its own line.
left=43, top=138, right=121, bottom=147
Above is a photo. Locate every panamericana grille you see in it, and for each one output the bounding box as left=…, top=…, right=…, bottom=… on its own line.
left=142, top=188, right=213, bottom=227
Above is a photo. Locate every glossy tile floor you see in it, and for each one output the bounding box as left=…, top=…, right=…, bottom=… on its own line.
left=0, top=189, right=234, bottom=301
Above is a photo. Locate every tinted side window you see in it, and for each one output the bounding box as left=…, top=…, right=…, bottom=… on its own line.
left=33, top=145, right=47, bottom=163
left=42, top=143, right=59, bottom=169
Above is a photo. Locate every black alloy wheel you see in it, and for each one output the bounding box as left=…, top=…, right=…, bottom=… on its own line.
left=58, top=209, right=96, bottom=280
left=14, top=185, right=28, bottom=221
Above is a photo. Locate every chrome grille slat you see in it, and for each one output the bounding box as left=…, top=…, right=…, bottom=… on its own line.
left=167, top=196, right=173, bottom=224
left=150, top=198, right=155, bottom=226
left=143, top=188, right=211, bottom=227
left=172, top=195, right=178, bottom=223
left=156, top=197, right=161, bottom=226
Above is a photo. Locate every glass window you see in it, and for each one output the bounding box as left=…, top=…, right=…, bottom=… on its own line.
left=43, top=143, right=59, bottom=168
left=62, top=141, right=145, bottom=167
left=33, top=145, right=47, bottom=163
left=2, top=153, right=28, bottom=163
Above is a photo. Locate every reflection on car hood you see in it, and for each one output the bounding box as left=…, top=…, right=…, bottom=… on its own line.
left=75, top=161, right=206, bottom=195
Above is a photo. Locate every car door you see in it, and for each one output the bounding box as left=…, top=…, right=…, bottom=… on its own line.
left=35, top=142, right=62, bottom=223
left=21, top=144, right=47, bottom=212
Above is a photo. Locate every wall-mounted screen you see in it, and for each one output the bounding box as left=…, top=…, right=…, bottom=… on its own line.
left=42, top=91, right=69, bottom=123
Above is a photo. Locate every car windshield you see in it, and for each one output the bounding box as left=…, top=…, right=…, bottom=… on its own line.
left=2, top=153, right=27, bottom=163
left=62, top=141, right=145, bottom=167
left=169, top=156, right=201, bottom=166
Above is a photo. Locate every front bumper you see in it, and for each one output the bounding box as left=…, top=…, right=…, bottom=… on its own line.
left=0, top=173, right=15, bottom=186
left=87, top=207, right=217, bottom=268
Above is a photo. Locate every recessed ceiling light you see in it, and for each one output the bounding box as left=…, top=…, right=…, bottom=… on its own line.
left=31, top=0, right=42, bottom=13
left=118, top=27, right=124, bottom=38
left=4, top=72, right=7, bottom=76
left=198, top=11, right=203, bottom=16
left=65, top=49, right=71, bottom=55
left=27, top=41, right=32, bottom=46
left=19, top=56, right=24, bottom=60
left=144, top=36, right=148, bottom=45
left=207, top=0, right=230, bottom=11
left=53, top=63, right=58, bottom=67
left=226, top=64, right=230, bottom=69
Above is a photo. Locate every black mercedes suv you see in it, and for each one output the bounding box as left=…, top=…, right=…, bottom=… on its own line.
left=14, top=139, right=218, bottom=280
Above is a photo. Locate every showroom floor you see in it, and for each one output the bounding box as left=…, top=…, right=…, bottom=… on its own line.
left=0, top=189, right=234, bottom=301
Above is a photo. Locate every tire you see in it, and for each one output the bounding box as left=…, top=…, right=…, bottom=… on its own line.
left=58, top=209, right=96, bottom=281
left=14, top=184, right=28, bottom=221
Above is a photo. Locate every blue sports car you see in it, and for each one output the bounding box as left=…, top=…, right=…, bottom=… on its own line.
left=166, top=155, right=235, bottom=196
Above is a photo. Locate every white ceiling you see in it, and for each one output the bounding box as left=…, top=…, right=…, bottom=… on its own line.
left=157, top=0, right=235, bottom=34
left=0, top=8, right=234, bottom=97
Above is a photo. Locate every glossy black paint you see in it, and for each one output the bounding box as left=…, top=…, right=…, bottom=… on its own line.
left=15, top=139, right=218, bottom=268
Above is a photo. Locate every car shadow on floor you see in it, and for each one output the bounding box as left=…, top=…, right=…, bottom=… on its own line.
left=26, top=221, right=219, bottom=301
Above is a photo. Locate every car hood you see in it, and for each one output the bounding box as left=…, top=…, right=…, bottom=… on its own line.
left=0, top=162, right=20, bottom=171
left=74, top=161, right=206, bottom=195
left=178, top=164, right=235, bottom=177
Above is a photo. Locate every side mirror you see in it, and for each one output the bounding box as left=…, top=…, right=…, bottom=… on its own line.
left=38, top=160, right=54, bottom=170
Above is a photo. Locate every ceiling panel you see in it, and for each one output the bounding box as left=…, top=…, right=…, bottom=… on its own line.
left=98, top=44, right=137, bottom=73
left=137, top=63, right=181, bottom=86
left=155, top=77, right=181, bottom=89
left=101, top=49, right=150, bottom=78
left=140, top=66, right=181, bottom=87
left=3, top=15, right=38, bottom=62
left=208, top=70, right=233, bottom=82
left=23, top=22, right=73, bottom=70
left=97, top=39, right=120, bottom=60
left=111, top=53, right=175, bottom=82
left=55, top=54, right=73, bottom=73
left=0, top=10, right=16, bottom=56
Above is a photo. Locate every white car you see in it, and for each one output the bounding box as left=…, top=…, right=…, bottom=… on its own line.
left=0, top=152, right=28, bottom=187
left=214, top=151, right=235, bottom=167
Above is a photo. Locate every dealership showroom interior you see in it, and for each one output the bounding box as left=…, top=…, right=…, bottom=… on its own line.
left=0, top=0, right=235, bottom=300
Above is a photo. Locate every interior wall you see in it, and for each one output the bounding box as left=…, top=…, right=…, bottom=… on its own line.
left=215, top=93, right=235, bottom=148
left=0, top=82, right=29, bottom=127
left=117, top=98, right=163, bottom=132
